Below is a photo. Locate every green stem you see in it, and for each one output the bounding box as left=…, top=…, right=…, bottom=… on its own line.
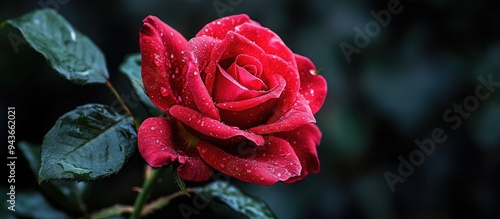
left=105, top=79, right=140, bottom=129
left=130, top=168, right=166, bottom=219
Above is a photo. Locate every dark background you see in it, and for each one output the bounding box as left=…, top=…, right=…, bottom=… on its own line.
left=1, top=0, right=500, bottom=218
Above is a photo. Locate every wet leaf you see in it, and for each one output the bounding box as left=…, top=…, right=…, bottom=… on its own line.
left=38, top=104, right=136, bottom=182
left=194, top=181, right=277, bottom=219
left=6, top=9, right=109, bottom=85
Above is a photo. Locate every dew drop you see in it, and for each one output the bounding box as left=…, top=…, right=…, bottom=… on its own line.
left=309, top=69, right=318, bottom=75
left=194, top=71, right=198, bottom=76
left=220, top=164, right=226, bottom=168
left=160, top=87, right=168, bottom=97
left=246, top=169, right=252, bottom=173
left=150, top=126, right=156, bottom=131
left=216, top=21, right=221, bottom=25
left=277, top=173, right=281, bottom=177
left=153, top=53, right=162, bottom=66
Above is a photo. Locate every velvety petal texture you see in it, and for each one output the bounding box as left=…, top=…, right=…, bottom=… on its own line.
left=198, top=137, right=301, bottom=185
left=138, top=14, right=327, bottom=185
left=138, top=117, right=213, bottom=181
left=140, top=16, right=187, bottom=113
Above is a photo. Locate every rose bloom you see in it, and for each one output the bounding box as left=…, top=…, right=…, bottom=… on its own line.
left=138, top=14, right=327, bottom=185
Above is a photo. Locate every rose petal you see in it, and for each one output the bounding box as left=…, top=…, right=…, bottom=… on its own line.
left=215, top=75, right=285, bottom=129
left=198, top=136, right=301, bottom=185
left=177, top=147, right=214, bottom=181
left=234, top=54, right=263, bottom=78
left=265, top=54, right=301, bottom=123
left=250, top=94, right=315, bottom=134
left=185, top=54, right=221, bottom=120
left=140, top=16, right=187, bottom=113
left=234, top=23, right=296, bottom=68
left=169, top=105, right=265, bottom=146
left=295, top=54, right=327, bottom=114
left=215, top=75, right=284, bottom=110
left=229, top=54, right=265, bottom=87
left=196, top=14, right=256, bottom=39
left=213, top=65, right=265, bottom=103
left=138, top=117, right=213, bottom=181
left=138, top=117, right=180, bottom=167
left=275, top=124, right=321, bottom=183
left=207, top=31, right=269, bottom=82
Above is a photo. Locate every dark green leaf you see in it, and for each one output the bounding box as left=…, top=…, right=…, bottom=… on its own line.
left=15, top=189, right=70, bottom=219
left=6, top=9, right=109, bottom=85
left=119, top=53, right=162, bottom=116
left=39, top=104, right=136, bottom=182
left=18, top=141, right=89, bottom=212
left=194, top=181, right=277, bottom=219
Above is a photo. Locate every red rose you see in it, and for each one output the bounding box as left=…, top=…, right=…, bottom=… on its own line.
left=138, top=14, right=327, bottom=185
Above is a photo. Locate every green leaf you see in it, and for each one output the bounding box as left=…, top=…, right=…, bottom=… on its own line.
left=194, top=181, right=277, bottom=219
left=119, top=53, right=162, bottom=116
left=6, top=9, right=109, bottom=85
left=18, top=141, right=89, bottom=212
left=15, top=189, right=70, bottom=219
left=39, top=104, right=136, bottom=182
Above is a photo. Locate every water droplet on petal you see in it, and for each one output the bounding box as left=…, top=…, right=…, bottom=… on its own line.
left=150, top=126, right=156, bottom=131
left=309, top=69, right=318, bottom=75
left=154, top=54, right=162, bottom=66
left=160, top=87, right=169, bottom=97
left=220, top=164, right=225, bottom=168
left=246, top=169, right=252, bottom=173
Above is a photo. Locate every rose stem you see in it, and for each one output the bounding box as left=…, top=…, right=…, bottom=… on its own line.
left=105, top=79, right=140, bottom=129
left=130, top=167, right=166, bottom=219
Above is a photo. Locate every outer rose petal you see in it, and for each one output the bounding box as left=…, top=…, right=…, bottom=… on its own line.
left=137, top=117, right=213, bottom=181
left=196, top=14, right=257, bottom=39
left=169, top=105, right=265, bottom=146
left=140, top=16, right=187, bottom=113
left=275, top=124, right=321, bottom=183
left=250, top=95, right=315, bottom=135
left=295, top=54, right=327, bottom=114
left=198, top=136, right=301, bottom=185
left=235, top=23, right=297, bottom=68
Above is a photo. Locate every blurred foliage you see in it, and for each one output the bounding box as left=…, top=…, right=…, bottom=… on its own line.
left=1, top=0, right=500, bottom=218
